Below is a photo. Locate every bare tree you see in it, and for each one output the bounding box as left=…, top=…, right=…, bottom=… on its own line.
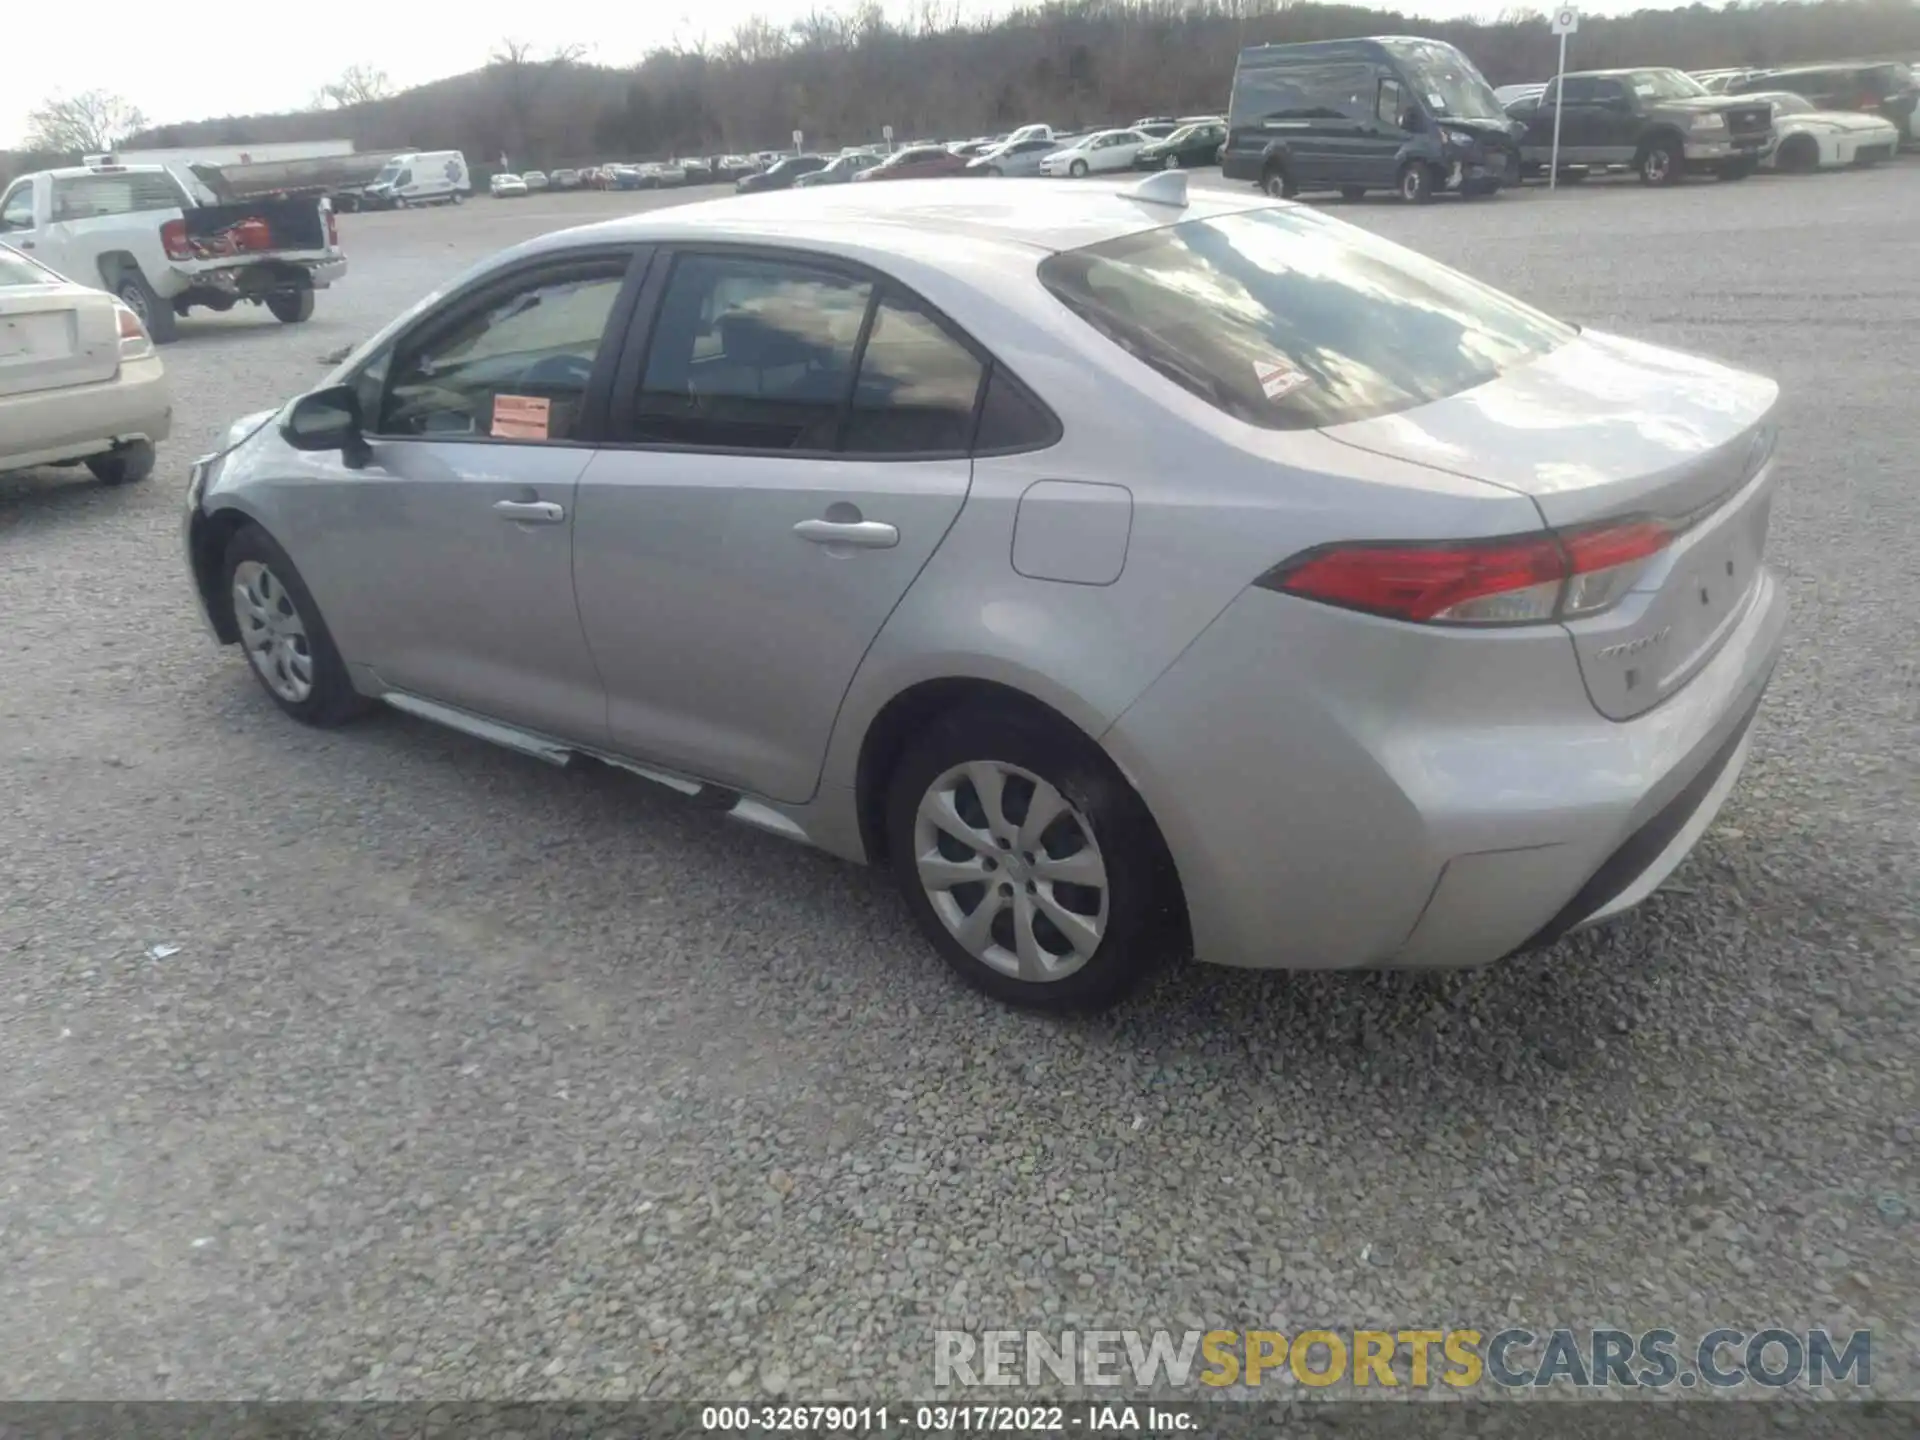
left=25, top=91, right=148, bottom=155
left=314, top=64, right=393, bottom=109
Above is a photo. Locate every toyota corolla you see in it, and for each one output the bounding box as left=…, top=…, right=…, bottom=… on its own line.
left=182, top=175, right=1785, bottom=1009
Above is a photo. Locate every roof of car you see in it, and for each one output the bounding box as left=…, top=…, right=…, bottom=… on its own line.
left=556, top=178, right=1260, bottom=260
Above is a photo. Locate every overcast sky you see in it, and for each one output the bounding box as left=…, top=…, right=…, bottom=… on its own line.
left=6, top=0, right=1656, bottom=150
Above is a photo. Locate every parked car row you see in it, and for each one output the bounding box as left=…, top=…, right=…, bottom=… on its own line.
left=1218, top=35, right=1914, bottom=204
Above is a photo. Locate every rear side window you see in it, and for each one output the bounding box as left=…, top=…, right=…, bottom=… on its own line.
left=1038, top=206, right=1574, bottom=432
left=842, top=295, right=984, bottom=455
left=633, top=253, right=873, bottom=451
left=1232, top=60, right=1377, bottom=125
left=50, top=171, right=185, bottom=221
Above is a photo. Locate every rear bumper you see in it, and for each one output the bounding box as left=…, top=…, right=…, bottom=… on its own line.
left=0, top=357, right=172, bottom=472
left=1100, top=566, right=1787, bottom=971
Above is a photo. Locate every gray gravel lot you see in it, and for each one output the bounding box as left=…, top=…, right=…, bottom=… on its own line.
left=1, top=173, right=1915, bottom=1402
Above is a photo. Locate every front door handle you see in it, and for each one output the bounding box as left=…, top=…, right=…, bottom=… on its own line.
left=793, top=518, right=898, bottom=549
left=493, top=499, right=565, bottom=524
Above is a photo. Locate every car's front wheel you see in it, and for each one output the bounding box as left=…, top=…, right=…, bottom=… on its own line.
left=1397, top=161, right=1438, bottom=203
left=223, top=524, right=370, bottom=726
left=886, top=705, right=1175, bottom=1010
left=1163, top=153, right=1181, bottom=170
left=1638, top=136, right=1685, bottom=185
left=1069, top=159, right=1089, bottom=177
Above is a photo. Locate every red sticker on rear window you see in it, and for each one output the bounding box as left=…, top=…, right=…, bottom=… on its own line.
left=1253, top=358, right=1309, bottom=402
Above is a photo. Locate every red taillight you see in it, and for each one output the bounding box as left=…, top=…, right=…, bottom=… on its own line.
left=161, top=218, right=190, bottom=261
left=1261, top=517, right=1677, bottom=627
left=115, top=306, right=146, bottom=342
left=325, top=208, right=339, bottom=248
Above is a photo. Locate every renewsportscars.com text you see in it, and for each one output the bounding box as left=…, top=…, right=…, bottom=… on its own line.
left=934, top=1327, right=1872, bottom=1391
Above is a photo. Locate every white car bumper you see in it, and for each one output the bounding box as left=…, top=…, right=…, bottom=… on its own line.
left=0, top=356, right=171, bottom=473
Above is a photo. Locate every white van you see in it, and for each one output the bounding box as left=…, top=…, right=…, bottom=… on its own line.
left=362, top=152, right=470, bottom=209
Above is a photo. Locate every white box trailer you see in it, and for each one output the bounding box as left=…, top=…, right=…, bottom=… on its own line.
left=82, top=140, right=355, bottom=170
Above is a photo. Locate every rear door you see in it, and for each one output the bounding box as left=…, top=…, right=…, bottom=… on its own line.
left=0, top=260, right=120, bottom=400
left=573, top=247, right=984, bottom=802
left=1578, top=78, right=1636, bottom=162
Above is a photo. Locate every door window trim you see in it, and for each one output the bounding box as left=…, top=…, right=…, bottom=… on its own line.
left=603, top=241, right=1060, bottom=462
left=356, top=244, right=655, bottom=447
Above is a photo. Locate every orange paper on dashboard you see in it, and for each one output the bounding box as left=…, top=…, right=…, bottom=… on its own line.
left=492, top=394, right=551, bottom=440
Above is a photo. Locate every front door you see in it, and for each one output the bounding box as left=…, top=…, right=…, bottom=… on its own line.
left=1366, top=75, right=1417, bottom=186
left=0, top=181, right=54, bottom=274
left=284, top=250, right=641, bottom=743
left=574, top=248, right=982, bottom=803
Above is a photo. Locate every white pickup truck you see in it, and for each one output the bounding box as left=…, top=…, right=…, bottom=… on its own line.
left=0, top=161, right=347, bottom=344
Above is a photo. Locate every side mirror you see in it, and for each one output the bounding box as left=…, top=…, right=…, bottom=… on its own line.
left=282, top=384, right=370, bottom=467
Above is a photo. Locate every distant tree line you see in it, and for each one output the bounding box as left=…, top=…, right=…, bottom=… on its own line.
left=7, top=0, right=1920, bottom=183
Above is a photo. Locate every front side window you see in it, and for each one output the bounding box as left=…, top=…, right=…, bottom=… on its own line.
left=376, top=262, right=627, bottom=440
left=1376, top=78, right=1405, bottom=128
left=843, top=296, right=984, bottom=454
left=0, top=184, right=32, bottom=232
left=1038, top=206, right=1574, bottom=433
left=632, top=253, right=872, bottom=451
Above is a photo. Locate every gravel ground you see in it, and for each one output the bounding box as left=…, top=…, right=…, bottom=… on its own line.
left=1, top=171, right=1914, bottom=1404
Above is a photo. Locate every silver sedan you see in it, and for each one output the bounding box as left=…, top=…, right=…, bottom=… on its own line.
left=182, top=176, right=1785, bottom=1009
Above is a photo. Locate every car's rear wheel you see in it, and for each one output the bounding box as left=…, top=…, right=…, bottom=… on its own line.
left=1261, top=165, right=1296, bottom=198
left=86, top=441, right=154, bottom=485
left=113, top=268, right=177, bottom=344
left=1397, top=161, right=1438, bottom=203
left=1637, top=136, right=1685, bottom=185
left=223, top=525, right=370, bottom=727
left=266, top=289, right=314, bottom=324
left=885, top=705, right=1175, bottom=1011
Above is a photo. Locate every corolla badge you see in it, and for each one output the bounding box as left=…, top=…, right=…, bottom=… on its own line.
left=1597, top=626, right=1672, bottom=662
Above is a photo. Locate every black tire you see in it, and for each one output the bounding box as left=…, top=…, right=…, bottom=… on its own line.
left=1261, top=165, right=1297, bottom=199
left=1069, top=159, right=1088, bottom=177
left=113, top=268, right=177, bottom=344
left=1398, top=161, right=1437, bottom=203
left=86, top=441, right=154, bottom=485
left=1777, top=135, right=1820, bottom=173
left=1163, top=153, right=1181, bottom=170
left=985, top=165, right=1003, bottom=177
left=266, top=289, right=315, bottom=324
left=221, top=524, right=371, bottom=727
left=1340, top=186, right=1366, bottom=200
left=1637, top=134, right=1686, bottom=186
left=885, top=704, right=1177, bottom=1011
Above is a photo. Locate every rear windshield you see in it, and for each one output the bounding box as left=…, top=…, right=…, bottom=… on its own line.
left=1037, top=206, right=1574, bottom=432
left=0, top=249, right=54, bottom=286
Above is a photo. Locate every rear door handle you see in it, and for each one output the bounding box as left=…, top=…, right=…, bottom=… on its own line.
left=793, top=518, right=898, bottom=549
left=493, top=499, right=565, bottom=523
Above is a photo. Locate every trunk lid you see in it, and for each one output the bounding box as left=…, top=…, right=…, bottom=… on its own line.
left=1325, top=329, right=1781, bottom=720
left=0, top=278, right=120, bottom=399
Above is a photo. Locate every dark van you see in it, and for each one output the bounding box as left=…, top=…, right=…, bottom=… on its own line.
left=1221, top=36, right=1525, bottom=203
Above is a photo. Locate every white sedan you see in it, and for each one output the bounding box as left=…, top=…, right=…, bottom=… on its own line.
left=1039, top=129, right=1154, bottom=177
left=489, top=173, right=529, bottom=198
left=1, top=242, right=169, bottom=484
left=1752, top=91, right=1901, bottom=169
